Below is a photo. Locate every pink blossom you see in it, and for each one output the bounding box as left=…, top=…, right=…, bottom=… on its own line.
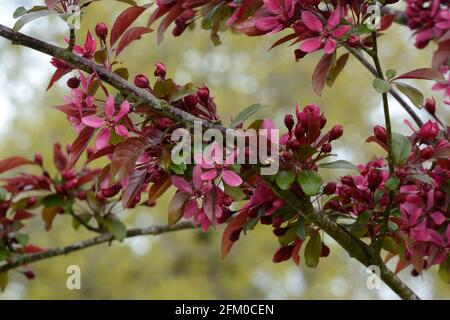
left=255, top=0, right=297, bottom=34
left=73, top=31, right=96, bottom=59
left=299, top=10, right=350, bottom=54
left=82, top=95, right=130, bottom=150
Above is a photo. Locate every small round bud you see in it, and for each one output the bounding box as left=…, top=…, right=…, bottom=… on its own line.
left=329, top=125, right=344, bottom=141
left=134, top=74, right=150, bottom=88
left=374, top=125, right=387, bottom=143
left=424, top=98, right=435, bottom=115
left=67, top=77, right=80, bottom=89
left=420, top=146, right=434, bottom=159
left=321, top=143, right=332, bottom=153
left=154, top=62, right=166, bottom=78
left=198, top=85, right=210, bottom=101
left=95, top=22, right=108, bottom=41
left=323, top=182, right=337, bottom=195
left=34, top=153, right=43, bottom=166
left=76, top=191, right=87, bottom=200
left=183, top=93, right=199, bottom=109
left=320, top=244, right=330, bottom=257
left=284, top=114, right=295, bottom=131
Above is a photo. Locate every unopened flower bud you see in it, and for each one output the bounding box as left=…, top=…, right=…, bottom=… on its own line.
left=95, top=22, right=108, bottom=41
left=183, top=93, right=199, bottom=109
left=320, top=244, right=330, bottom=257
left=284, top=114, right=295, bottom=131
left=198, top=85, right=210, bottom=101
left=67, top=76, right=80, bottom=89
left=418, top=120, right=439, bottom=140
left=34, top=153, right=43, bottom=166
left=321, top=143, right=332, bottom=153
left=329, top=125, right=343, bottom=141
left=323, top=182, right=337, bottom=195
left=420, top=146, right=434, bottom=159
left=76, top=191, right=87, bottom=200
left=424, top=98, right=435, bottom=115
left=294, top=124, right=305, bottom=139
left=101, top=185, right=121, bottom=198
left=368, top=169, right=382, bottom=191
left=23, top=270, right=35, bottom=280
left=154, top=62, right=166, bottom=78
left=294, top=49, right=307, bottom=61
left=272, top=245, right=294, bottom=263
left=134, top=74, right=150, bottom=88
left=287, top=138, right=301, bottom=150
left=374, top=125, right=387, bottom=143
left=273, top=227, right=288, bottom=237
left=26, top=196, right=37, bottom=208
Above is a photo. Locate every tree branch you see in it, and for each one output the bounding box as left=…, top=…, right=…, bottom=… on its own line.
left=0, top=221, right=195, bottom=273
left=0, top=24, right=420, bottom=300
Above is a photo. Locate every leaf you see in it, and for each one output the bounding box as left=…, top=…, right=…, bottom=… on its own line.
left=312, top=53, right=333, bottom=96
left=113, top=67, right=129, bottom=80
left=438, top=256, right=450, bottom=284
left=111, top=137, right=150, bottom=182
left=153, top=79, right=176, bottom=98
left=148, top=174, right=172, bottom=203
left=0, top=272, right=8, bottom=292
left=318, top=160, right=356, bottom=170
left=170, top=83, right=197, bottom=102
left=382, top=236, right=401, bottom=254
left=230, top=104, right=266, bottom=128
left=385, top=69, right=396, bottom=80
left=105, top=217, right=127, bottom=242
left=326, top=53, right=349, bottom=87
left=385, top=177, right=400, bottom=191
left=168, top=191, right=187, bottom=226
left=68, top=126, right=96, bottom=168
left=393, top=68, right=445, bottom=82
left=122, top=169, right=147, bottom=208
left=410, top=173, right=434, bottom=185
left=110, top=6, right=148, bottom=46
left=394, top=82, right=424, bottom=109
left=13, top=10, right=54, bottom=32
left=304, top=232, right=322, bottom=268
left=275, top=171, right=296, bottom=191
left=297, top=170, right=323, bottom=196
left=391, top=133, right=412, bottom=166
left=372, top=78, right=392, bottom=93
left=434, top=148, right=450, bottom=159
left=115, top=0, right=138, bottom=5
left=47, top=67, right=72, bottom=91
left=42, top=194, right=64, bottom=208
left=223, top=185, right=246, bottom=201
left=295, top=219, right=306, bottom=240
left=221, top=213, right=248, bottom=259
left=0, top=157, right=33, bottom=174
left=42, top=206, right=59, bottom=231
left=15, top=233, right=29, bottom=246
left=115, top=27, right=153, bottom=57
left=203, top=187, right=218, bottom=223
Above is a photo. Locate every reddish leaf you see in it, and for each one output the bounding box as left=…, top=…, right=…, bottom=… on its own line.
left=432, top=40, right=450, bottom=70
left=47, top=68, right=71, bottom=91
left=148, top=174, right=172, bottom=203
left=122, top=169, right=148, bottom=208
left=68, top=126, right=96, bottom=169
left=378, top=14, right=396, bottom=31
left=203, top=187, right=218, bottom=223
left=45, top=0, right=59, bottom=9
left=157, top=2, right=184, bottom=44
left=42, top=206, right=59, bottom=231
left=23, top=244, right=45, bottom=254
left=292, top=239, right=303, bottom=266
left=0, top=157, right=34, bottom=175
left=269, top=33, right=298, bottom=50
left=168, top=190, right=187, bottom=226
left=110, top=6, right=148, bottom=46
left=312, top=54, right=333, bottom=96
left=87, top=144, right=116, bottom=164
left=14, top=209, right=35, bottom=220
left=393, top=68, right=445, bottom=82
left=77, top=168, right=101, bottom=186
left=221, top=213, right=248, bottom=259
left=111, top=137, right=150, bottom=182
left=116, top=27, right=153, bottom=57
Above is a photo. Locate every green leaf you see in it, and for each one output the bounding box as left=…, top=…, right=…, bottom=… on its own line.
left=279, top=227, right=298, bottom=246
left=13, top=7, right=28, bottom=19
left=297, top=171, right=323, bottom=196
left=15, top=233, right=29, bottom=246
left=0, top=249, right=11, bottom=261
left=372, top=78, right=392, bottom=93
left=394, top=82, right=424, bottom=109
left=105, top=217, right=127, bottom=242
left=391, top=133, right=412, bottom=166
left=13, top=10, right=54, bottom=32
left=230, top=104, right=266, bottom=128
left=356, top=211, right=372, bottom=225
left=296, top=145, right=318, bottom=161
left=410, top=173, right=434, bottom=185
left=113, top=67, right=129, bottom=80
left=153, top=79, right=176, bottom=98
left=385, top=177, right=400, bottom=191
left=304, top=232, right=322, bottom=268
left=352, top=24, right=372, bottom=35
left=0, top=188, right=7, bottom=201
left=385, top=69, right=396, bottom=80
left=318, top=160, right=356, bottom=170
left=295, top=219, right=306, bottom=240
left=438, top=256, right=450, bottom=284
left=0, top=272, right=8, bottom=292
left=170, top=83, right=196, bottom=102
left=382, top=236, right=401, bottom=254
left=223, top=184, right=246, bottom=201
left=275, top=171, right=296, bottom=191
left=170, top=161, right=186, bottom=175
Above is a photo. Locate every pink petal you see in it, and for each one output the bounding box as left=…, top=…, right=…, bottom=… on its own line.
left=104, top=95, right=115, bottom=118
left=82, top=115, right=105, bottom=128
left=201, top=170, right=218, bottom=181
left=172, top=176, right=193, bottom=193
left=192, top=165, right=203, bottom=190
left=255, top=17, right=280, bottom=31
left=183, top=200, right=198, bottom=219
left=95, top=128, right=111, bottom=150
left=222, top=170, right=243, bottom=187
left=431, top=211, right=446, bottom=225
left=299, top=36, right=322, bottom=52
left=263, top=0, right=280, bottom=15
left=84, top=31, right=96, bottom=53
left=324, top=38, right=337, bottom=54
left=327, top=10, right=340, bottom=30
left=301, top=11, right=323, bottom=32
left=115, top=100, right=130, bottom=121
left=332, top=25, right=350, bottom=38
left=114, top=125, right=129, bottom=137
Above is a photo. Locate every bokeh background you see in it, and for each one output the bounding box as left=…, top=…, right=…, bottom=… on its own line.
left=0, top=0, right=449, bottom=299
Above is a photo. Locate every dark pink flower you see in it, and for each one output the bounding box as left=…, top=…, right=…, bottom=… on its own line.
left=299, top=10, right=350, bottom=54
left=73, top=31, right=96, bottom=59
left=255, top=0, right=297, bottom=34
left=82, top=95, right=130, bottom=149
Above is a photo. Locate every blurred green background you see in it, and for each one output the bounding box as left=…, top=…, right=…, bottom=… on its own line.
left=0, top=0, right=448, bottom=299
